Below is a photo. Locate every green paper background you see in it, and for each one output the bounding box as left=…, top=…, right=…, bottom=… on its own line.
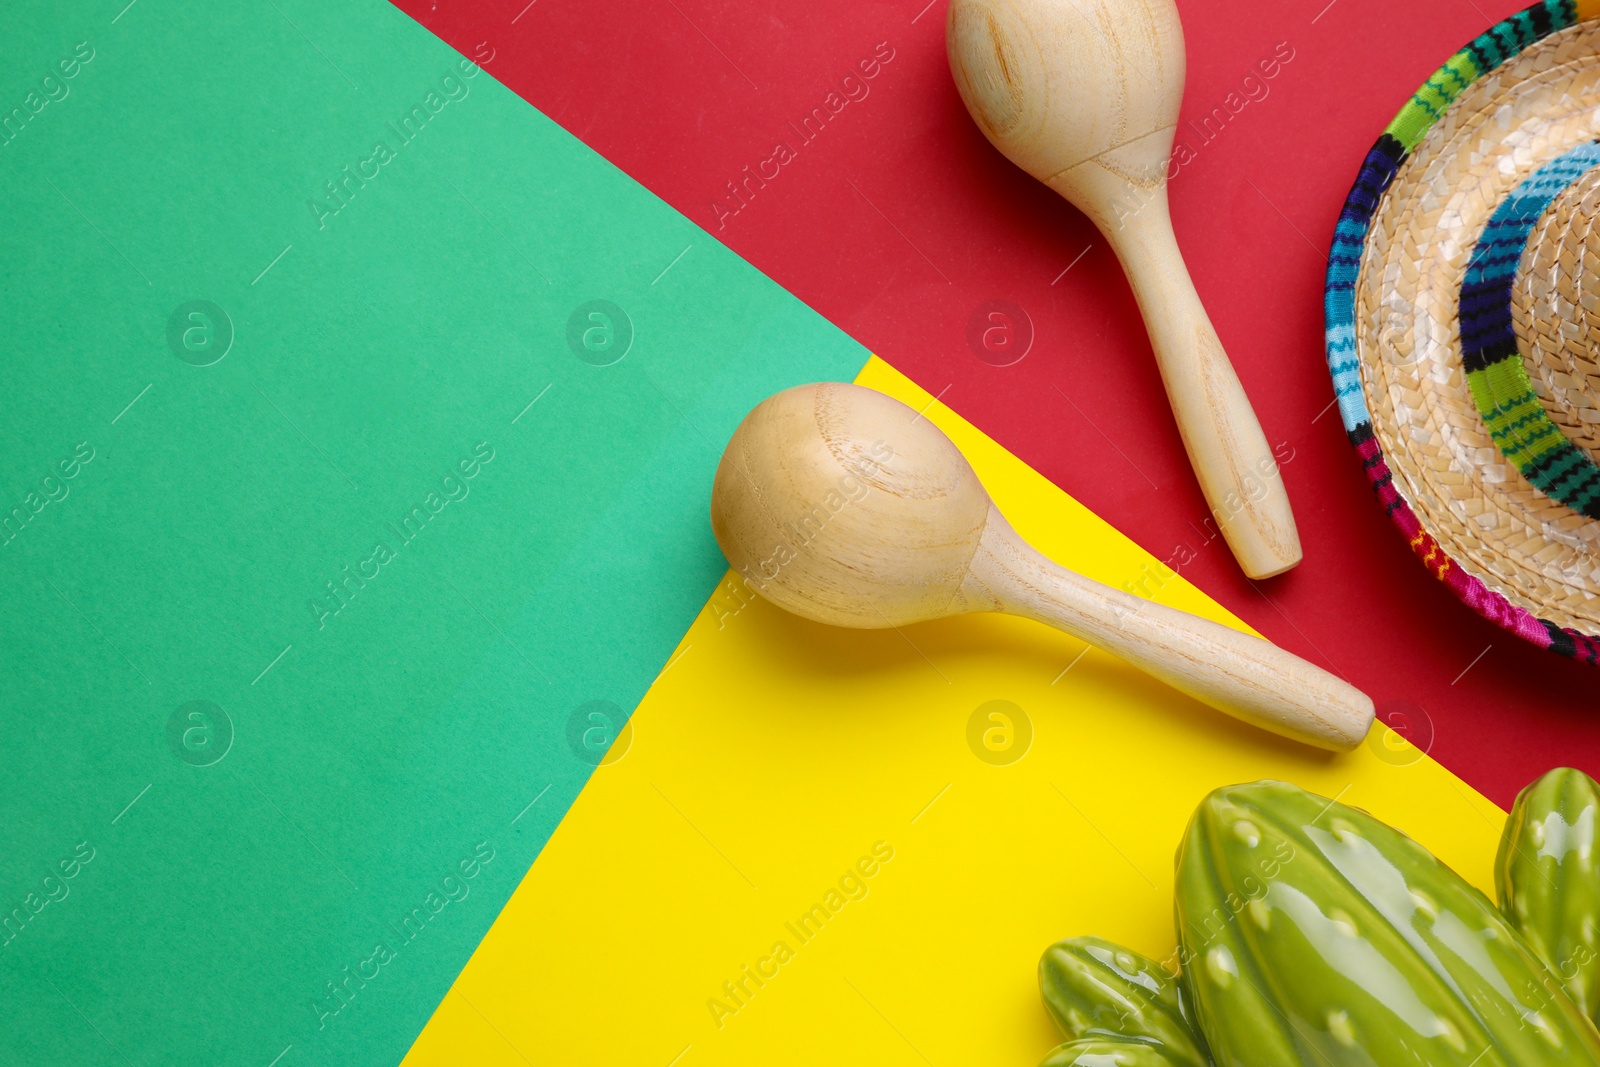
left=0, top=1, right=866, bottom=1064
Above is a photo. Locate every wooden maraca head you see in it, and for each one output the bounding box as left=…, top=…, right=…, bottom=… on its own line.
left=946, top=0, right=1185, bottom=216
left=710, top=382, right=991, bottom=629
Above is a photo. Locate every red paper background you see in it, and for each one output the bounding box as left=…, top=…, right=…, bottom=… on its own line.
left=391, top=0, right=1596, bottom=807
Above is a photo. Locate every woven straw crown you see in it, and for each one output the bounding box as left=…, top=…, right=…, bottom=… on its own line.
left=1326, top=0, right=1600, bottom=661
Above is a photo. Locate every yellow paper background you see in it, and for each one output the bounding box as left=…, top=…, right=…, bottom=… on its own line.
left=401, top=356, right=1504, bottom=1067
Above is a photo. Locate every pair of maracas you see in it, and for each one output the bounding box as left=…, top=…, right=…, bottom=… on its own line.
left=710, top=0, right=1373, bottom=751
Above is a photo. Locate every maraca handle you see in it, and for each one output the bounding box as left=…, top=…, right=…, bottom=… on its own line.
left=1101, top=193, right=1302, bottom=580
left=969, top=509, right=1372, bottom=751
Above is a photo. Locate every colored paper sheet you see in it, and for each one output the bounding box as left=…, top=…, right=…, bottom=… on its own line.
left=0, top=2, right=865, bottom=1065
left=388, top=0, right=1597, bottom=808
left=401, top=356, right=1506, bottom=1067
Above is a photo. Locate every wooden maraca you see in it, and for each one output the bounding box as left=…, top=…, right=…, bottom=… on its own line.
left=946, top=0, right=1302, bottom=580
left=711, top=382, right=1372, bottom=751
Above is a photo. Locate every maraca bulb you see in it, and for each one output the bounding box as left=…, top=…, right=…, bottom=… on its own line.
left=946, top=0, right=1185, bottom=203
left=711, top=383, right=992, bottom=629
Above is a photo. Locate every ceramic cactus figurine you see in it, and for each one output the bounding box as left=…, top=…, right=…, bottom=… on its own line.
left=1042, top=777, right=1600, bottom=1065
left=1497, top=767, right=1600, bottom=1023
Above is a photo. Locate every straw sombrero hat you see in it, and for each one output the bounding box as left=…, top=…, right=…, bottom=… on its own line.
left=1327, top=0, right=1600, bottom=662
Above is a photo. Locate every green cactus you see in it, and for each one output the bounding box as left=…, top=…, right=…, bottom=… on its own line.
left=1174, top=780, right=1600, bottom=1065
left=1497, top=767, right=1600, bottom=1022
left=1039, top=1038, right=1187, bottom=1066
left=1038, top=936, right=1210, bottom=1067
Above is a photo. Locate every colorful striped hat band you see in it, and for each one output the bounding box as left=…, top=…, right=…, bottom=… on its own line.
left=1326, top=0, right=1600, bottom=661
left=1462, top=141, right=1600, bottom=518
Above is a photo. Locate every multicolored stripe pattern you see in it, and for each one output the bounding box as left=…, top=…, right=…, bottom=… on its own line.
left=1324, top=0, right=1600, bottom=664
left=1461, top=141, right=1600, bottom=517
left=1385, top=0, right=1584, bottom=151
